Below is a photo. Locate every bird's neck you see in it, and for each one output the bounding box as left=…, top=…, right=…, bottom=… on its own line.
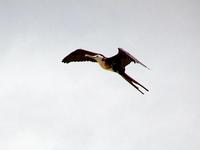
left=97, top=59, right=113, bottom=71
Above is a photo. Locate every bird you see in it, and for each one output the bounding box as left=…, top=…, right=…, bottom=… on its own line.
left=62, top=48, right=149, bottom=94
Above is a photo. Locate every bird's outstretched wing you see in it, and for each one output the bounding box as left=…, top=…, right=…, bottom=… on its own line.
left=112, top=48, right=149, bottom=69
left=62, top=49, right=99, bottom=63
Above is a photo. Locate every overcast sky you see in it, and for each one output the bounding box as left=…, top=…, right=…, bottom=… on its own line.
left=0, top=0, right=200, bottom=150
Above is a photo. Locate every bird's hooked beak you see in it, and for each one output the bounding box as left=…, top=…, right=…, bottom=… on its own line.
left=85, top=54, right=104, bottom=62
left=85, top=54, right=95, bottom=59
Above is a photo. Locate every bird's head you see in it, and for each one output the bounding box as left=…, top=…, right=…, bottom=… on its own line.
left=85, top=54, right=105, bottom=62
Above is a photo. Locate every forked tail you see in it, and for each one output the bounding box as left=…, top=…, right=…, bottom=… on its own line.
left=119, top=72, right=149, bottom=94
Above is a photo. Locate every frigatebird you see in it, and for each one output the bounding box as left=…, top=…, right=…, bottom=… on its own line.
left=62, top=48, right=149, bottom=94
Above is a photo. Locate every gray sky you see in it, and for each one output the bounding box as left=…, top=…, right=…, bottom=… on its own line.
left=1, top=0, right=200, bottom=149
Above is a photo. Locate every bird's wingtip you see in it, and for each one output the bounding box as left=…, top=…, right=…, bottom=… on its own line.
left=146, top=66, right=150, bottom=70
left=61, top=59, right=68, bottom=63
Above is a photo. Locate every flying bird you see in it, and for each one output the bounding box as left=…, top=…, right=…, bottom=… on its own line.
left=62, top=48, right=149, bottom=94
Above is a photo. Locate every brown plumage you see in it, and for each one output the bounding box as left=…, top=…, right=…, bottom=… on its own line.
left=62, top=48, right=149, bottom=94
left=62, top=49, right=100, bottom=63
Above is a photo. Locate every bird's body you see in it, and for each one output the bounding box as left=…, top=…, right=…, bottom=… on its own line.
left=62, top=48, right=149, bottom=94
left=97, top=60, right=113, bottom=71
left=85, top=54, right=114, bottom=71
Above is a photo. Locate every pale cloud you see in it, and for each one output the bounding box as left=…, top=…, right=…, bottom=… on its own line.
left=0, top=0, right=200, bottom=150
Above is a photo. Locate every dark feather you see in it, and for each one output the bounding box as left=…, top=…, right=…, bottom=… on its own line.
left=119, top=71, right=149, bottom=94
left=108, top=48, right=149, bottom=69
left=119, top=48, right=149, bottom=69
left=62, top=49, right=99, bottom=63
